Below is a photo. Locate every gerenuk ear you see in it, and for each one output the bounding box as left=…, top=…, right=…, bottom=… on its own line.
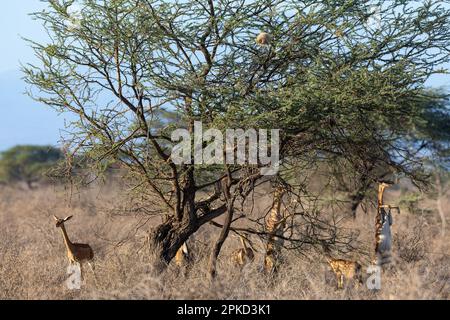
left=64, top=215, right=73, bottom=222
left=182, top=243, right=189, bottom=255
left=53, top=215, right=60, bottom=221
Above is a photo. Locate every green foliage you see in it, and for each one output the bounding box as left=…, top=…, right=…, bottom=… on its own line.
left=20, top=0, right=450, bottom=259
left=22, top=1, right=450, bottom=181
left=0, top=145, right=63, bottom=187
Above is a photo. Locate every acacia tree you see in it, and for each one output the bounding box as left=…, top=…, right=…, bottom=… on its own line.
left=24, top=0, right=450, bottom=273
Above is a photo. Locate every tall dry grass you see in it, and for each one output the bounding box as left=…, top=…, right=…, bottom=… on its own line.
left=0, top=182, right=448, bottom=300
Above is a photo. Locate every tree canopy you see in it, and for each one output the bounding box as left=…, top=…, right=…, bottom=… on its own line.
left=24, top=0, right=450, bottom=273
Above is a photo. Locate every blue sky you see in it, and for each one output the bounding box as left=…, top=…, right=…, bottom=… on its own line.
left=0, top=1, right=449, bottom=152
left=0, top=1, right=45, bottom=74
left=0, top=1, right=72, bottom=152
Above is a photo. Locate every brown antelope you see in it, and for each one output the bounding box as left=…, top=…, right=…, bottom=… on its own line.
left=231, top=236, right=255, bottom=267
left=375, top=182, right=399, bottom=267
left=175, top=242, right=190, bottom=267
left=327, top=258, right=363, bottom=289
left=264, top=186, right=286, bottom=274
left=53, top=215, right=94, bottom=271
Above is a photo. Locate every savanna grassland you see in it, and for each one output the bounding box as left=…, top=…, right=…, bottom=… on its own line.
left=3, top=0, right=448, bottom=302
left=0, top=181, right=448, bottom=300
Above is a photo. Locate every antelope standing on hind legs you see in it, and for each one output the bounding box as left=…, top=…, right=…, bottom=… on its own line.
left=264, top=186, right=286, bottom=274
left=53, top=215, right=94, bottom=277
left=375, top=182, right=400, bottom=267
left=323, top=182, right=399, bottom=289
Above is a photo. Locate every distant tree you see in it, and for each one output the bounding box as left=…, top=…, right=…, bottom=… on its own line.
left=413, top=91, right=450, bottom=167
left=415, top=93, right=450, bottom=236
left=0, top=145, right=62, bottom=188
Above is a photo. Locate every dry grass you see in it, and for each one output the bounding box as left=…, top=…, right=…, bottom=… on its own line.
left=0, top=182, right=448, bottom=300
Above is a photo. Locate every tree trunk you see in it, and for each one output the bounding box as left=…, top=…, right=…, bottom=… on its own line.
left=26, top=180, right=35, bottom=190
left=208, top=176, right=234, bottom=279
left=348, top=177, right=373, bottom=219
left=147, top=167, right=200, bottom=273
left=148, top=203, right=228, bottom=273
left=208, top=204, right=233, bottom=279
left=147, top=218, right=194, bottom=273
left=350, top=193, right=365, bottom=219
